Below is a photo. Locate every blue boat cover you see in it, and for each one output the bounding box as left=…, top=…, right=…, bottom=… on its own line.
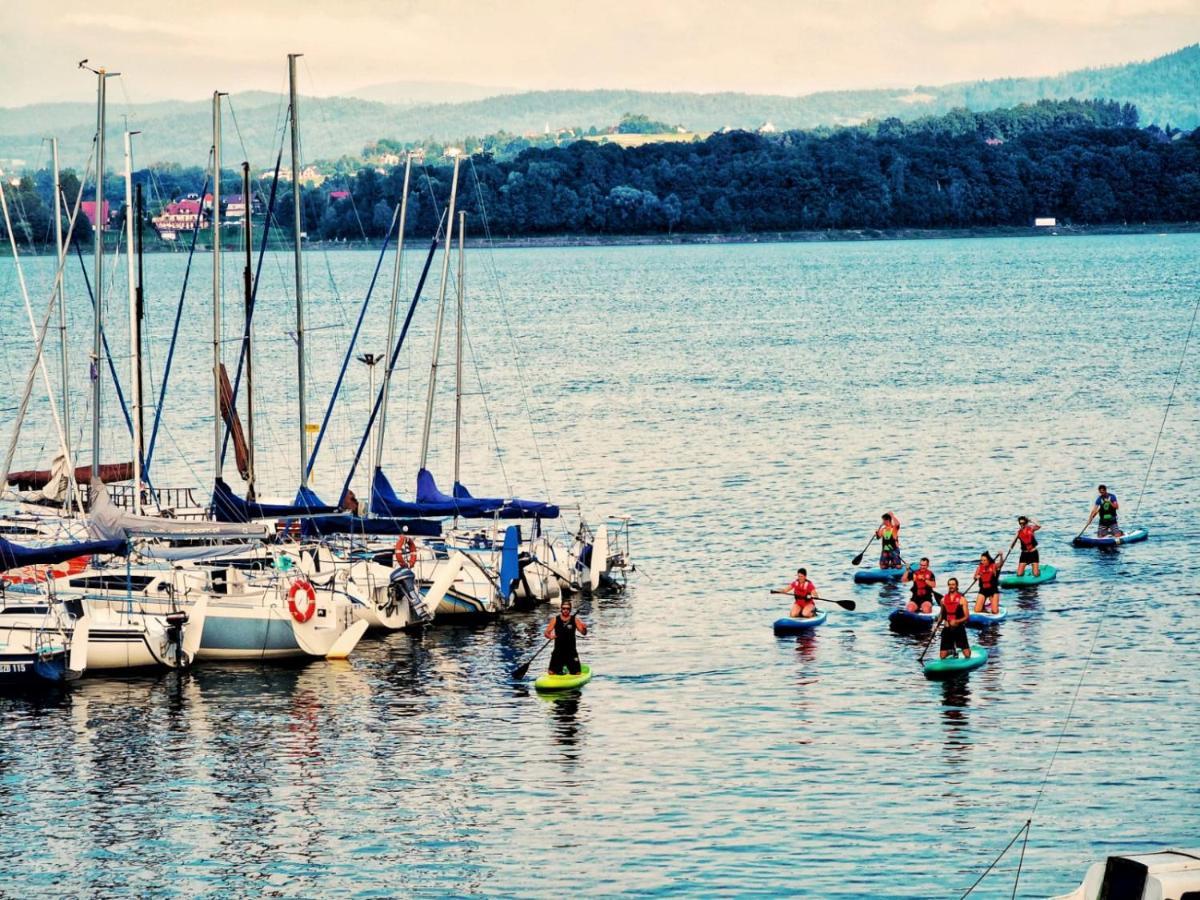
left=371, top=469, right=559, bottom=519
left=211, top=478, right=337, bottom=523
left=0, top=536, right=128, bottom=572
left=452, top=480, right=560, bottom=518
left=293, top=514, right=442, bottom=539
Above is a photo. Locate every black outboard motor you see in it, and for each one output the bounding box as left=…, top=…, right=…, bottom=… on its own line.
left=165, top=610, right=190, bottom=667
left=388, top=567, right=432, bottom=624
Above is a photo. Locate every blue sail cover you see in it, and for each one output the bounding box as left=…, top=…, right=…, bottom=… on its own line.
left=211, top=478, right=336, bottom=523
left=371, top=469, right=558, bottom=519
left=452, top=480, right=560, bottom=519
left=295, top=514, right=441, bottom=539
left=419, top=469, right=559, bottom=519
left=0, top=537, right=128, bottom=572
left=371, top=469, right=459, bottom=517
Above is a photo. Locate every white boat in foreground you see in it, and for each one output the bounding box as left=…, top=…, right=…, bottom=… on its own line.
left=1052, top=848, right=1200, bottom=900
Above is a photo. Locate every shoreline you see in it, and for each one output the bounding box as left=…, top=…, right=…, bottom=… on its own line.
left=4, top=222, right=1198, bottom=257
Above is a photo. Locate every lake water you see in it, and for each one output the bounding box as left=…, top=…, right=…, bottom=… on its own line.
left=1, top=233, right=1198, bottom=897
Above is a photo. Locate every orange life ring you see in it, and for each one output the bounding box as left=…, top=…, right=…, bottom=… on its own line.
left=394, top=536, right=418, bottom=568
left=287, top=580, right=317, bottom=623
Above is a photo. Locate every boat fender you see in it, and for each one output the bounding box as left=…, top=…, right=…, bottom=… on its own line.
left=394, top=536, right=418, bottom=568
left=287, top=580, right=317, bottom=623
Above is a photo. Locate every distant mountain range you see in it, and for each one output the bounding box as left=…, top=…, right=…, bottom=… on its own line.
left=1, top=44, right=1197, bottom=170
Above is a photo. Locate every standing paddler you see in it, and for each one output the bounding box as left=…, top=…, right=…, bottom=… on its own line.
left=544, top=599, right=588, bottom=676
left=876, top=512, right=902, bottom=570
left=1084, top=484, right=1123, bottom=538
left=1014, top=515, right=1042, bottom=578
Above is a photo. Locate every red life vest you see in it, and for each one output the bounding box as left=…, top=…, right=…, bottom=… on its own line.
left=1018, top=526, right=1037, bottom=551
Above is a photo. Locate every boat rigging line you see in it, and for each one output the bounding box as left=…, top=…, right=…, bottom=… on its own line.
left=959, top=279, right=1200, bottom=898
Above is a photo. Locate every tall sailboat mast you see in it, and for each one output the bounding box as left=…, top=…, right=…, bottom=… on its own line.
left=90, top=65, right=111, bottom=484
left=51, top=137, right=75, bottom=512
left=288, top=53, right=310, bottom=487
left=417, top=152, right=460, bottom=470
left=373, top=151, right=413, bottom=485
left=453, top=211, right=465, bottom=488
left=212, top=91, right=225, bottom=483
left=241, top=161, right=257, bottom=498
left=123, top=130, right=143, bottom=514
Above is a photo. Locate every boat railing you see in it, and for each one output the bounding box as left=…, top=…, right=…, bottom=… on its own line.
left=72, top=484, right=207, bottom=518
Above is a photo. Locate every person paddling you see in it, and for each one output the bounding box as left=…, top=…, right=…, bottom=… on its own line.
left=876, top=512, right=902, bottom=570
left=974, top=551, right=1001, bottom=615
left=779, top=568, right=820, bottom=618
left=1084, top=485, right=1123, bottom=538
left=544, top=600, right=587, bottom=676
left=937, top=577, right=972, bottom=659
left=1014, top=516, right=1042, bottom=578
left=902, top=557, right=936, bottom=613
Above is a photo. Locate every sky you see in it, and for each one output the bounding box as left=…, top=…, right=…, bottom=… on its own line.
left=3, top=0, right=1200, bottom=106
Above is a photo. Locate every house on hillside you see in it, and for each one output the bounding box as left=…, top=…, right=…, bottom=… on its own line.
left=329, top=190, right=351, bottom=202
left=81, top=200, right=113, bottom=231
left=152, top=196, right=208, bottom=240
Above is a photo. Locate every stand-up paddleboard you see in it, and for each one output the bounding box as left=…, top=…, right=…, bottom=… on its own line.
left=773, top=611, right=828, bottom=635
left=889, top=608, right=937, bottom=633
left=999, top=564, right=1057, bottom=588
left=854, top=564, right=913, bottom=584
left=1072, top=528, right=1149, bottom=548
left=535, top=664, right=592, bottom=693
left=967, top=607, right=1007, bottom=628
left=924, top=647, right=988, bottom=679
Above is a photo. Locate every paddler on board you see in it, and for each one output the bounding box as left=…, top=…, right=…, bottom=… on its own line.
left=936, top=577, right=973, bottom=659
left=902, top=557, right=937, bottom=613
left=973, top=551, right=1002, bottom=615
left=779, top=568, right=820, bottom=618
left=544, top=599, right=588, bottom=676
left=876, top=512, right=902, bottom=569
left=1014, top=515, right=1042, bottom=578
left=1084, top=484, right=1123, bottom=538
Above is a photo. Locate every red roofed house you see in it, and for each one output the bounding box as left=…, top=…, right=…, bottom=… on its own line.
left=329, top=190, right=351, bottom=202
left=152, top=197, right=209, bottom=241
left=81, top=200, right=112, bottom=231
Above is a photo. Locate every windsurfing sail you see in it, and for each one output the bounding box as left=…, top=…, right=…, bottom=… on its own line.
left=211, top=478, right=335, bottom=523
left=0, top=535, right=128, bottom=572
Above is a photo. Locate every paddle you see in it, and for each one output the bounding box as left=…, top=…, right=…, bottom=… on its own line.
left=770, top=590, right=856, bottom=611
left=511, top=638, right=551, bottom=680
left=918, top=616, right=943, bottom=663
left=851, top=533, right=877, bottom=567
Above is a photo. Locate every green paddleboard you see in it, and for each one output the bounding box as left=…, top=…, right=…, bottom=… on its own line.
left=924, top=647, right=988, bottom=679
left=534, top=664, right=592, bottom=693
left=998, top=564, right=1057, bottom=587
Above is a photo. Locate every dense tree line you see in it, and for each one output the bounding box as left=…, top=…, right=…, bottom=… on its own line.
left=311, top=100, right=1200, bottom=239
left=4, top=99, right=1199, bottom=249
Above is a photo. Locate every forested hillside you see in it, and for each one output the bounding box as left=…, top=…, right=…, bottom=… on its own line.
left=4, top=99, right=1197, bottom=249
left=0, top=46, right=1197, bottom=168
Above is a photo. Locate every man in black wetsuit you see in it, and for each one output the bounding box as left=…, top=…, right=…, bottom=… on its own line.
left=544, top=600, right=588, bottom=675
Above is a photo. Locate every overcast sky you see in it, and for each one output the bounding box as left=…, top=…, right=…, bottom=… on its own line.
left=3, top=0, right=1200, bottom=105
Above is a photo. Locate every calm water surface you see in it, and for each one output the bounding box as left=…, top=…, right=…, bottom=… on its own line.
left=1, top=234, right=1198, bottom=896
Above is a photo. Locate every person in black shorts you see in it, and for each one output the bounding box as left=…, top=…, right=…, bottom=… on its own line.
left=544, top=599, right=587, bottom=675
left=974, top=551, right=1001, bottom=615
left=938, top=578, right=972, bottom=659
left=1015, top=515, right=1042, bottom=578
